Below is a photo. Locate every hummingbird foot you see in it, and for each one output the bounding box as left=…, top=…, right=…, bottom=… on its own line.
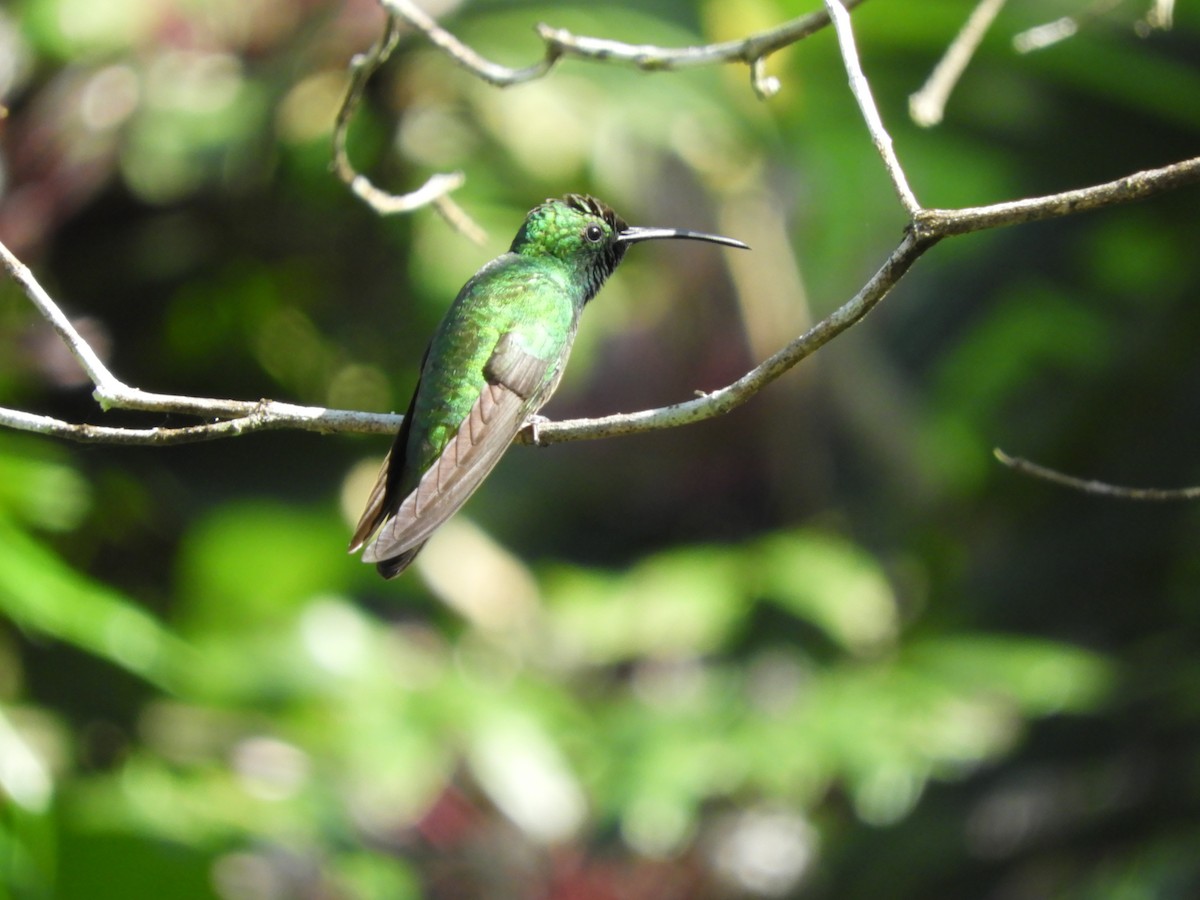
left=525, top=414, right=553, bottom=446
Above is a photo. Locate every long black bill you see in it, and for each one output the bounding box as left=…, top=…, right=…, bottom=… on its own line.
left=618, top=226, right=749, bottom=250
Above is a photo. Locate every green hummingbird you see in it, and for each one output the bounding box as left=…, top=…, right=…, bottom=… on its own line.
left=349, top=194, right=748, bottom=578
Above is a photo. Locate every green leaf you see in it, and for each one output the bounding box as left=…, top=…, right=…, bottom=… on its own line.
left=756, top=530, right=900, bottom=654
left=174, top=501, right=349, bottom=635
left=0, top=513, right=187, bottom=687
left=545, top=547, right=746, bottom=663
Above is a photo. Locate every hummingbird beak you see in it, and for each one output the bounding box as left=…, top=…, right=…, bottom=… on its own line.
left=617, top=226, right=749, bottom=250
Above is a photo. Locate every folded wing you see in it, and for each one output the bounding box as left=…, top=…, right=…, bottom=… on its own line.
left=357, top=332, right=550, bottom=576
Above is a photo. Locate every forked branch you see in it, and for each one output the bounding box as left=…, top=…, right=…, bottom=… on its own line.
left=378, top=0, right=870, bottom=99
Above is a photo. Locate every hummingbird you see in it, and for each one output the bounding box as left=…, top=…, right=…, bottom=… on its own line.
left=349, top=194, right=748, bottom=578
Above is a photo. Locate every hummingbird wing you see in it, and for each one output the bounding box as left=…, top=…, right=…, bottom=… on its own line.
left=356, top=332, right=551, bottom=576
left=347, top=345, right=427, bottom=556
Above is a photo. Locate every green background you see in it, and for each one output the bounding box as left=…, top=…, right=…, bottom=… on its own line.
left=1, top=0, right=1198, bottom=897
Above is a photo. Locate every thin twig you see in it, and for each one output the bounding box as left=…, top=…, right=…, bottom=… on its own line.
left=995, top=449, right=1200, bottom=500
left=1013, top=17, right=1080, bottom=53
left=0, top=404, right=399, bottom=446
left=381, top=0, right=559, bottom=86
left=910, top=0, right=1008, bottom=127
left=823, top=0, right=922, bottom=217
left=1015, top=0, right=1174, bottom=52
left=0, top=243, right=116, bottom=393
left=331, top=9, right=485, bottom=243
left=914, top=156, right=1200, bottom=238
left=1013, top=0, right=1123, bottom=53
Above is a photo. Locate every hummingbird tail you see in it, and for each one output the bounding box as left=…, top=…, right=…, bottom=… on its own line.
left=376, top=542, right=427, bottom=579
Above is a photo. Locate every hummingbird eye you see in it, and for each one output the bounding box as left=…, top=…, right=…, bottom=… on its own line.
left=583, top=223, right=604, bottom=243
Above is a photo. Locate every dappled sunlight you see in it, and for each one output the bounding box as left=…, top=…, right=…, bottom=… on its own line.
left=417, top=518, right=541, bottom=635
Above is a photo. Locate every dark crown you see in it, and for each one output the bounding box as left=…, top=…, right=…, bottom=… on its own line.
left=562, top=194, right=628, bottom=234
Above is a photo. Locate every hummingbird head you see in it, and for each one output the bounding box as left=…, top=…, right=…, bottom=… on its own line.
left=511, top=194, right=748, bottom=303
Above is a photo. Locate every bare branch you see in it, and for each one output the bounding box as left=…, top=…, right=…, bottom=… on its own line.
left=0, top=242, right=116, bottom=393
left=910, top=0, right=1009, bottom=127
left=0, top=404, right=393, bottom=446
left=332, top=8, right=485, bottom=243
left=0, top=237, right=400, bottom=443
left=823, top=0, right=921, bottom=216
left=381, top=0, right=559, bottom=87
left=383, top=0, right=870, bottom=99
left=995, top=449, right=1200, bottom=501
left=914, top=156, right=1200, bottom=238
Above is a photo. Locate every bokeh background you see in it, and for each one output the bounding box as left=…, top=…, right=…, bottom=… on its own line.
left=2, top=0, right=1199, bottom=897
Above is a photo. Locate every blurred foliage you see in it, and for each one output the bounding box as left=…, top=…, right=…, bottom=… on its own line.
left=0, top=0, right=1199, bottom=898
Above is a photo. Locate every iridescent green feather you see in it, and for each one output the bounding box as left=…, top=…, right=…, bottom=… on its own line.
left=397, top=257, right=579, bottom=497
